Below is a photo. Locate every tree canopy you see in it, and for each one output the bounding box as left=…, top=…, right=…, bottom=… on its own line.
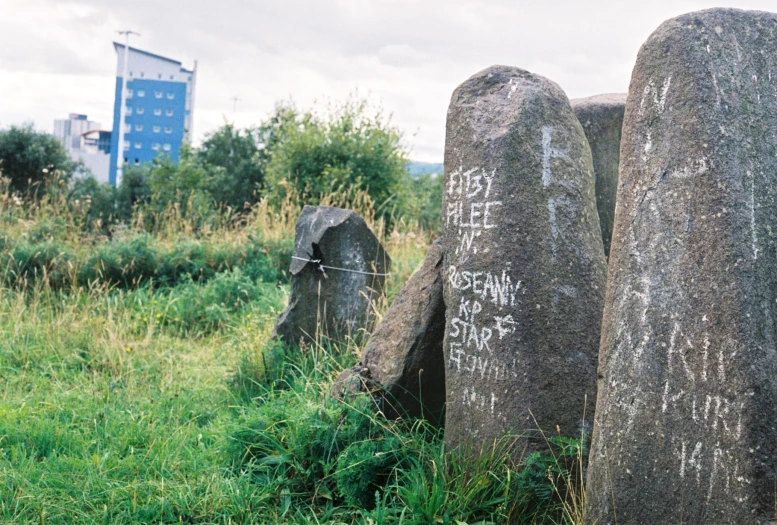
left=0, top=124, right=79, bottom=193
left=263, top=100, right=408, bottom=222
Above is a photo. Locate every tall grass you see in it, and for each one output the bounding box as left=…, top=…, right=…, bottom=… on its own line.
left=0, top=176, right=584, bottom=524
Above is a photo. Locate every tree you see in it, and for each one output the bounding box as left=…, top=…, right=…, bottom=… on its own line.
left=0, top=124, right=79, bottom=193
left=399, top=172, right=443, bottom=234
left=116, top=165, right=152, bottom=220
left=263, top=99, right=408, bottom=223
left=70, top=175, right=119, bottom=231
left=196, top=122, right=264, bottom=211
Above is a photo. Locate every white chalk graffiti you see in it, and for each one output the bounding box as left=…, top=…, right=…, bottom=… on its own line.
left=661, top=318, right=749, bottom=500
left=446, top=162, right=522, bottom=417
left=461, top=386, right=498, bottom=415
left=448, top=265, right=521, bottom=307
left=541, top=126, right=566, bottom=187
left=448, top=343, right=520, bottom=382
left=446, top=166, right=502, bottom=255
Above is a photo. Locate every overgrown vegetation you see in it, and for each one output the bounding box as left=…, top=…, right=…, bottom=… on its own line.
left=0, top=98, right=583, bottom=524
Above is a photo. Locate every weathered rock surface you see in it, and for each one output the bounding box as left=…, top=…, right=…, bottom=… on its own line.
left=442, top=66, right=606, bottom=453
left=331, top=238, right=446, bottom=425
left=273, top=205, right=390, bottom=345
left=571, top=93, right=626, bottom=257
left=586, top=9, right=777, bottom=524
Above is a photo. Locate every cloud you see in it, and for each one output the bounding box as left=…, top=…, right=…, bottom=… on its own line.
left=1, top=0, right=777, bottom=161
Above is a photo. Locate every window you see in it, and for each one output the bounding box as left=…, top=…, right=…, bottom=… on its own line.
left=166, top=92, right=175, bottom=99
left=153, top=125, right=161, bottom=133
left=135, top=124, right=143, bottom=132
left=170, top=75, right=174, bottom=80
left=140, top=72, right=144, bottom=78
left=158, top=73, right=162, bottom=79
left=153, top=108, right=162, bottom=116
left=163, top=143, right=171, bottom=151
left=126, top=88, right=133, bottom=98
left=134, top=158, right=140, bottom=165
left=134, top=142, right=142, bottom=149
left=137, top=90, right=145, bottom=97
left=165, top=109, right=173, bottom=117
left=126, top=107, right=133, bottom=116
left=152, top=143, right=161, bottom=151
left=136, top=107, right=144, bottom=115
left=155, top=91, right=163, bottom=99
left=164, top=126, right=173, bottom=134
left=123, top=141, right=130, bottom=151
left=124, top=123, right=131, bottom=133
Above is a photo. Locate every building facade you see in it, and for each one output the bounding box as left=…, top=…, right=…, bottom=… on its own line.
left=79, top=130, right=113, bottom=183
left=53, top=113, right=112, bottom=183
left=54, top=113, right=101, bottom=151
left=109, top=43, right=197, bottom=186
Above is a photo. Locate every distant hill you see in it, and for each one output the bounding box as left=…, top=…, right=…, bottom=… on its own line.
left=407, top=161, right=443, bottom=177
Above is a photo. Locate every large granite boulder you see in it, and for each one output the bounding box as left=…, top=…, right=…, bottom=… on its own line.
left=571, top=93, right=626, bottom=257
left=332, top=238, right=446, bottom=425
left=273, top=205, right=390, bottom=345
left=442, top=66, right=607, bottom=453
left=586, top=9, right=777, bottom=524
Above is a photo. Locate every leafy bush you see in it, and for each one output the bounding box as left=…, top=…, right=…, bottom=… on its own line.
left=399, top=172, right=443, bottom=234
left=197, top=123, right=267, bottom=210
left=116, top=165, right=152, bottom=220
left=155, top=240, right=218, bottom=286
left=79, top=234, right=157, bottom=288
left=513, top=435, right=587, bottom=520
left=1, top=231, right=292, bottom=292
left=140, top=269, right=285, bottom=336
left=0, top=124, right=79, bottom=194
left=69, top=176, right=119, bottom=232
left=264, top=99, right=408, bottom=225
left=241, top=236, right=294, bottom=283
left=229, top=394, right=391, bottom=506
left=334, top=436, right=402, bottom=509
left=2, top=240, right=74, bottom=289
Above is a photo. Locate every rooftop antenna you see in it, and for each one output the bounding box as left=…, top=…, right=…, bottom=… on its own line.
left=115, top=30, right=140, bottom=188
left=231, top=96, right=241, bottom=116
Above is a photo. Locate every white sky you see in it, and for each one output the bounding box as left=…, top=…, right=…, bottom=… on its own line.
left=1, top=0, right=775, bottom=162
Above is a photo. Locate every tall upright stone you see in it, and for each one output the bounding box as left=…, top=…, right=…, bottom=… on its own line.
left=586, top=9, right=777, bottom=524
left=442, top=66, right=606, bottom=452
left=571, top=94, right=626, bottom=257
left=273, top=205, right=390, bottom=345
left=331, top=238, right=446, bottom=425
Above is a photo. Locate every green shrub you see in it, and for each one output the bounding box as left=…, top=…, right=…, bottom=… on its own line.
left=79, top=234, right=158, bottom=288
left=242, top=236, right=293, bottom=284
left=69, top=176, right=119, bottom=232
left=155, top=240, right=216, bottom=286
left=2, top=240, right=74, bottom=289
left=334, top=436, right=402, bottom=509
left=0, top=124, right=79, bottom=194
left=264, top=99, right=408, bottom=225
left=512, top=435, right=586, bottom=520
left=141, top=269, right=285, bottom=336
left=229, top=394, right=387, bottom=505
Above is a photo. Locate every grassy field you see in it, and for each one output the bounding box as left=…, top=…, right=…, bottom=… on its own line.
left=0, top=184, right=581, bottom=524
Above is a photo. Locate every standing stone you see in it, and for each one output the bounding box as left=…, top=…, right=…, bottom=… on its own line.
left=586, top=9, right=777, bottom=524
left=273, top=205, right=390, bottom=345
left=571, top=94, right=626, bottom=257
left=442, top=66, right=606, bottom=452
left=331, top=238, right=446, bottom=425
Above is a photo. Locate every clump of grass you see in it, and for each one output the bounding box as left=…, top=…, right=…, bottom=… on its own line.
left=0, top=175, right=589, bottom=524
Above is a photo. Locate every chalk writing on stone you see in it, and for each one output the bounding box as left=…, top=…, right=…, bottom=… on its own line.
left=442, top=65, right=605, bottom=456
